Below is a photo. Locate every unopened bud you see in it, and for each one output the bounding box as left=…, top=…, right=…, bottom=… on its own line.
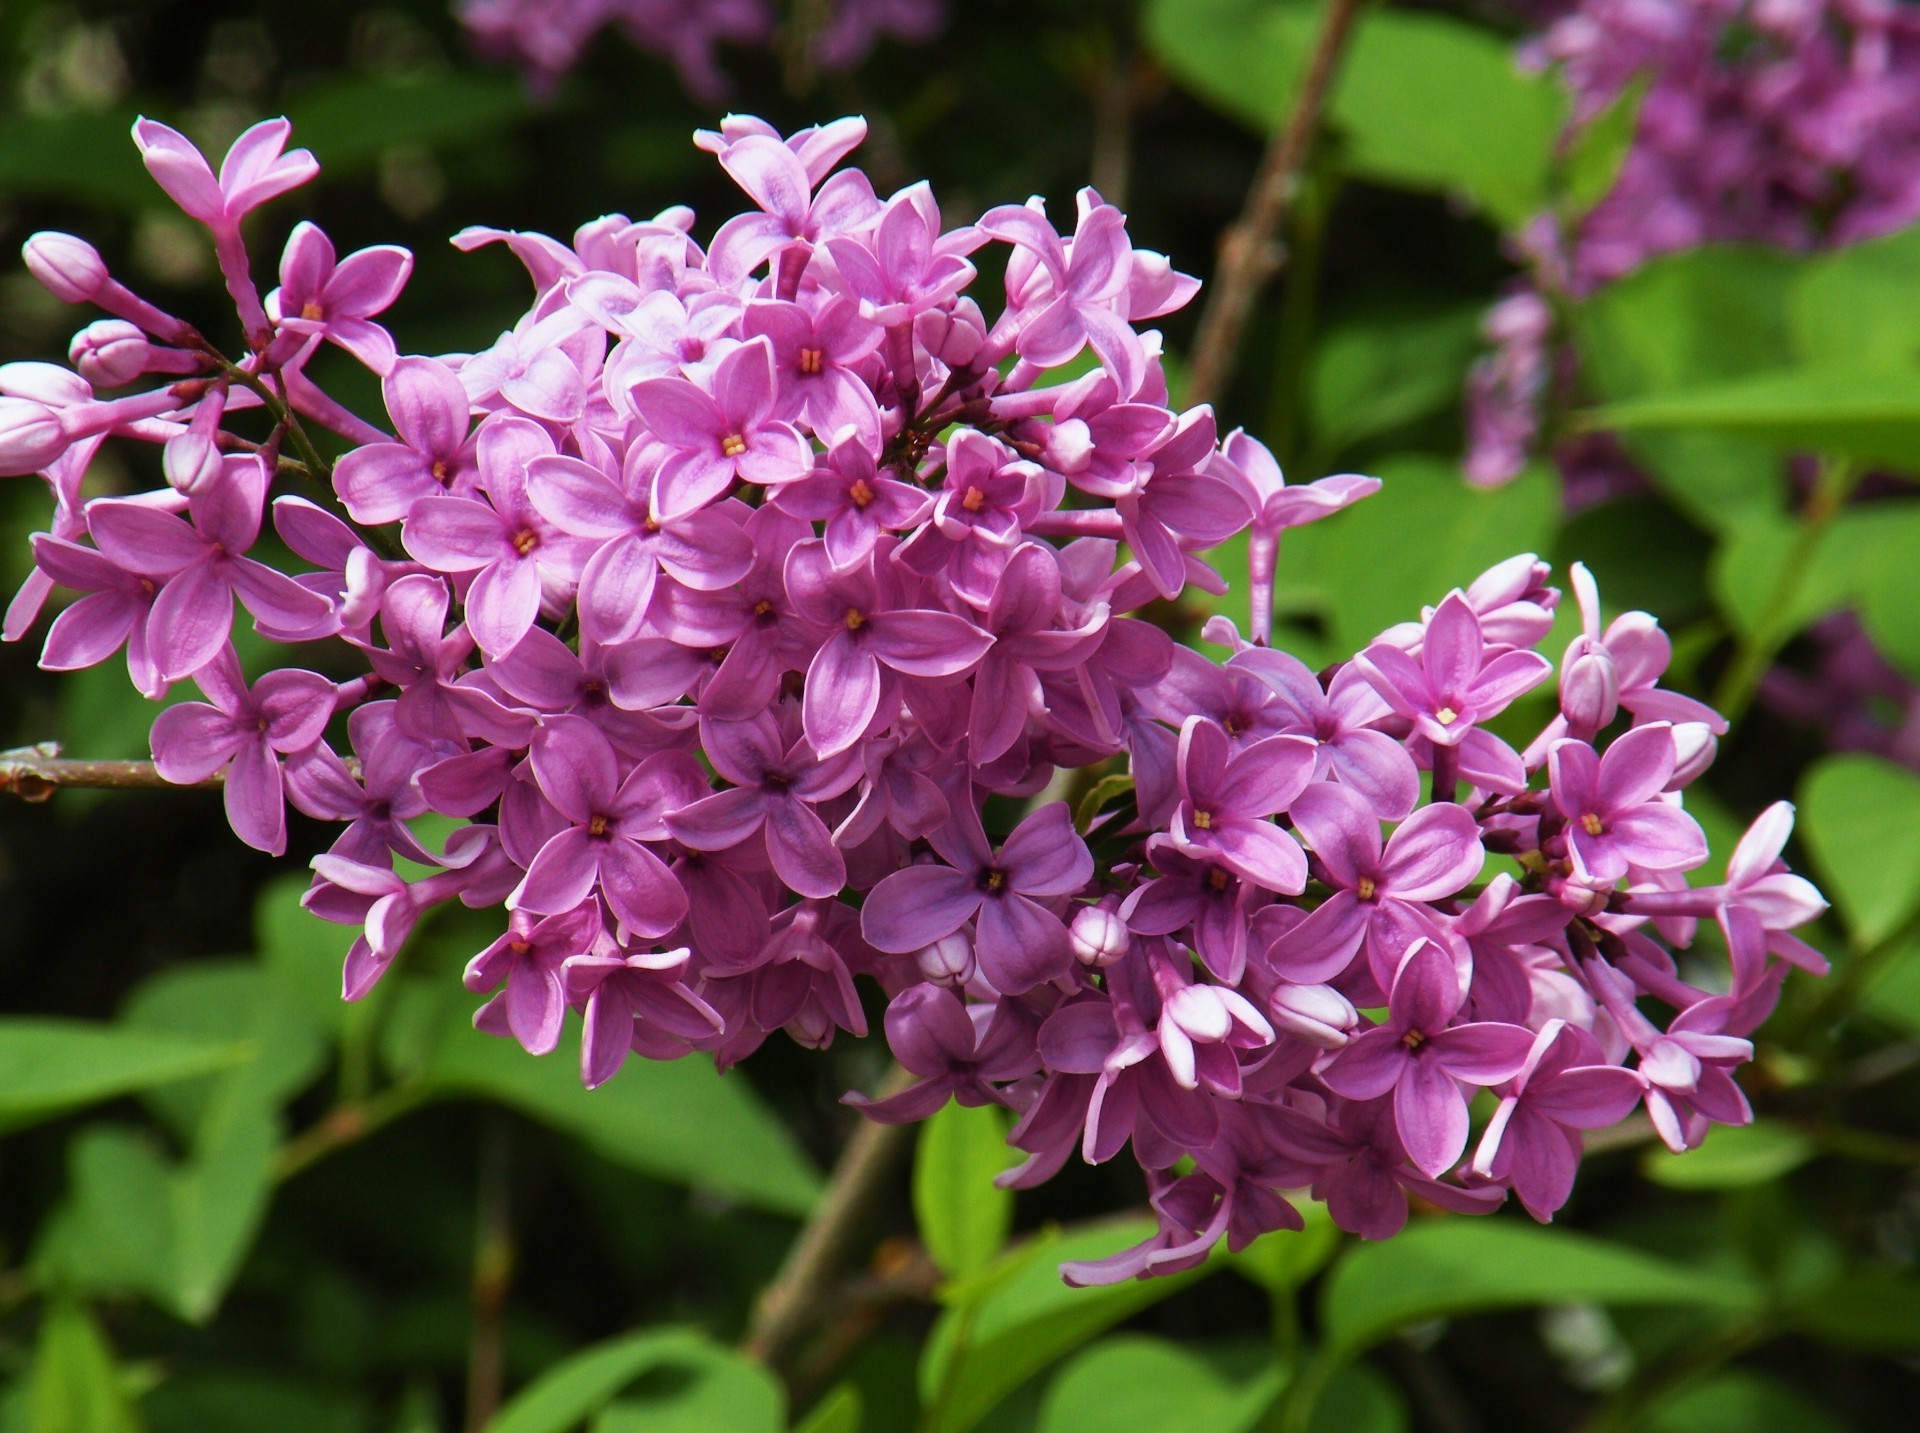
left=0, top=397, right=70, bottom=476
left=916, top=931, right=975, bottom=986
left=1069, top=903, right=1129, bottom=968
left=163, top=431, right=222, bottom=495
left=1669, top=721, right=1717, bottom=788
left=1560, top=644, right=1619, bottom=734
left=23, top=232, right=108, bottom=304
left=71, top=320, right=155, bottom=388
left=1268, top=983, right=1357, bottom=1048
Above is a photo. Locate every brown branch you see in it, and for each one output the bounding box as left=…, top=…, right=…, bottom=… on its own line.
left=0, top=745, right=215, bottom=802
left=1183, top=0, right=1365, bottom=408
left=741, top=1067, right=917, bottom=1368
left=1, top=744, right=360, bottom=803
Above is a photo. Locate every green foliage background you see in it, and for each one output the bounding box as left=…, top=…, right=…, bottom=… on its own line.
left=3, top=1, right=1920, bottom=1429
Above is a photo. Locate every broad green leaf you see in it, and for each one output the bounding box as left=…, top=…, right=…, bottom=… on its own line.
left=1305, top=305, right=1485, bottom=462
left=1792, top=223, right=1920, bottom=374
left=1787, top=1268, right=1920, bottom=1353
left=1245, top=453, right=1558, bottom=665
left=1036, top=1336, right=1281, bottom=1433
left=1641, top=1121, right=1816, bottom=1190
left=919, top=1219, right=1218, bottom=1433
left=254, top=875, right=358, bottom=1028
left=590, top=1346, right=783, bottom=1433
left=284, top=74, right=528, bottom=172
left=0, top=110, right=152, bottom=209
left=1307, top=1363, right=1408, bottom=1433
left=492, top=1329, right=778, bottom=1433
left=1705, top=508, right=1907, bottom=642
left=1862, top=934, right=1920, bottom=1034
left=1641, top=1371, right=1853, bottom=1433
left=27, top=1303, right=140, bottom=1433
left=1799, top=753, right=1920, bottom=946
left=32, top=1086, right=280, bottom=1322
left=1318, top=1220, right=1756, bottom=1363
left=1575, top=246, right=1801, bottom=530
left=390, top=985, right=821, bottom=1215
left=793, top=1385, right=861, bottom=1433
left=914, top=1102, right=1017, bottom=1281
left=120, top=962, right=329, bottom=1134
left=1591, top=369, right=1920, bottom=471
left=0, top=1020, right=250, bottom=1129
left=1145, top=0, right=1559, bottom=224
left=1560, top=76, right=1648, bottom=218
left=1854, top=504, right=1920, bottom=681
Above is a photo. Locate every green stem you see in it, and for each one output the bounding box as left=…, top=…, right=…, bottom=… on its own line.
left=274, top=1082, right=430, bottom=1182
left=1710, top=458, right=1863, bottom=722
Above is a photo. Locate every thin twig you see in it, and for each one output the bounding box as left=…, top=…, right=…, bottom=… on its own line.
left=1, top=745, right=359, bottom=802
left=0, top=746, right=214, bottom=802
left=1184, top=0, right=1365, bottom=407
left=741, top=1067, right=917, bottom=1368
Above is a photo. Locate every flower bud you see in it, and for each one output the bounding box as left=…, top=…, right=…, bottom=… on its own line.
left=1560, top=642, right=1619, bottom=734
left=1668, top=721, right=1717, bottom=788
left=915, top=931, right=975, bottom=986
left=23, top=232, right=108, bottom=304
left=1068, top=903, right=1129, bottom=967
left=0, top=397, right=70, bottom=476
left=71, top=320, right=156, bottom=388
left=1268, top=983, right=1357, bottom=1048
left=164, top=431, right=223, bottom=495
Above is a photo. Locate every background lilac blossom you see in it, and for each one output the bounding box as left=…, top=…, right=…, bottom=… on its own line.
left=1, top=108, right=1829, bottom=1287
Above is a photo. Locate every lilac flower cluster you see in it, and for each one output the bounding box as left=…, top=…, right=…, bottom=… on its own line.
left=460, top=0, right=944, bottom=98
left=1466, top=0, right=1920, bottom=486
left=3, top=112, right=1827, bottom=1279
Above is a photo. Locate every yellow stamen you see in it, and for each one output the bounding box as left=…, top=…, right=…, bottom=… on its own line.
left=511, top=528, right=539, bottom=556
left=1401, top=1029, right=1426, bottom=1050
left=588, top=814, right=609, bottom=837
left=845, top=607, right=866, bottom=631
left=1357, top=876, right=1377, bottom=901
left=721, top=433, right=748, bottom=457
left=300, top=300, right=324, bottom=321
left=848, top=476, right=875, bottom=509
left=1192, top=809, right=1213, bottom=831
left=798, top=346, right=824, bottom=375
left=1581, top=812, right=1604, bottom=837
left=961, top=486, right=987, bottom=513
left=1435, top=705, right=1459, bottom=725
left=984, top=869, right=1007, bottom=892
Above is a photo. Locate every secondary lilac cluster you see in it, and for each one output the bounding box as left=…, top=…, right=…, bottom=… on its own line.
left=3, top=113, right=1828, bottom=1279
left=1466, top=0, right=1920, bottom=485
left=460, top=0, right=944, bottom=97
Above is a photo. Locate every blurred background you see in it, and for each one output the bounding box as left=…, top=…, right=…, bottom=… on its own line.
left=3, top=1, right=1920, bottom=1430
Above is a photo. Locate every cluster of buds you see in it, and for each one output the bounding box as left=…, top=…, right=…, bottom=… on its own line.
left=3, top=112, right=1827, bottom=1281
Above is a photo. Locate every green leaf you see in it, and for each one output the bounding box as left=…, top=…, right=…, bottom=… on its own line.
left=793, top=1385, right=861, bottom=1433
left=1145, top=0, right=1560, bottom=225
left=919, top=1219, right=1219, bottom=1433
left=1075, top=774, right=1135, bottom=834
left=1787, top=1268, right=1920, bottom=1353
left=1306, top=1364, right=1408, bottom=1433
left=1640, top=1371, right=1854, bottom=1433
left=33, top=1084, right=280, bottom=1322
left=492, top=1329, right=779, bottom=1433
left=1560, top=75, right=1648, bottom=218
left=0, top=1020, right=251, bottom=1130
left=914, top=1102, right=1017, bottom=1281
left=27, top=1302, right=141, bottom=1433
left=1705, top=509, right=1903, bottom=643
left=1036, top=1336, right=1281, bottom=1433
left=1641, top=1121, right=1816, bottom=1190
left=120, top=962, right=329, bottom=1135
left=1305, top=305, right=1485, bottom=463
left=1318, top=1220, right=1756, bottom=1364
left=283, top=74, right=528, bottom=172
left=1575, top=246, right=1801, bottom=531
left=1590, top=369, right=1920, bottom=472
left=1792, top=223, right=1920, bottom=374
left=1245, top=454, right=1558, bottom=665
left=1854, top=504, right=1920, bottom=681
left=1799, top=753, right=1920, bottom=947
left=391, top=984, right=821, bottom=1215
left=0, top=110, right=152, bottom=209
